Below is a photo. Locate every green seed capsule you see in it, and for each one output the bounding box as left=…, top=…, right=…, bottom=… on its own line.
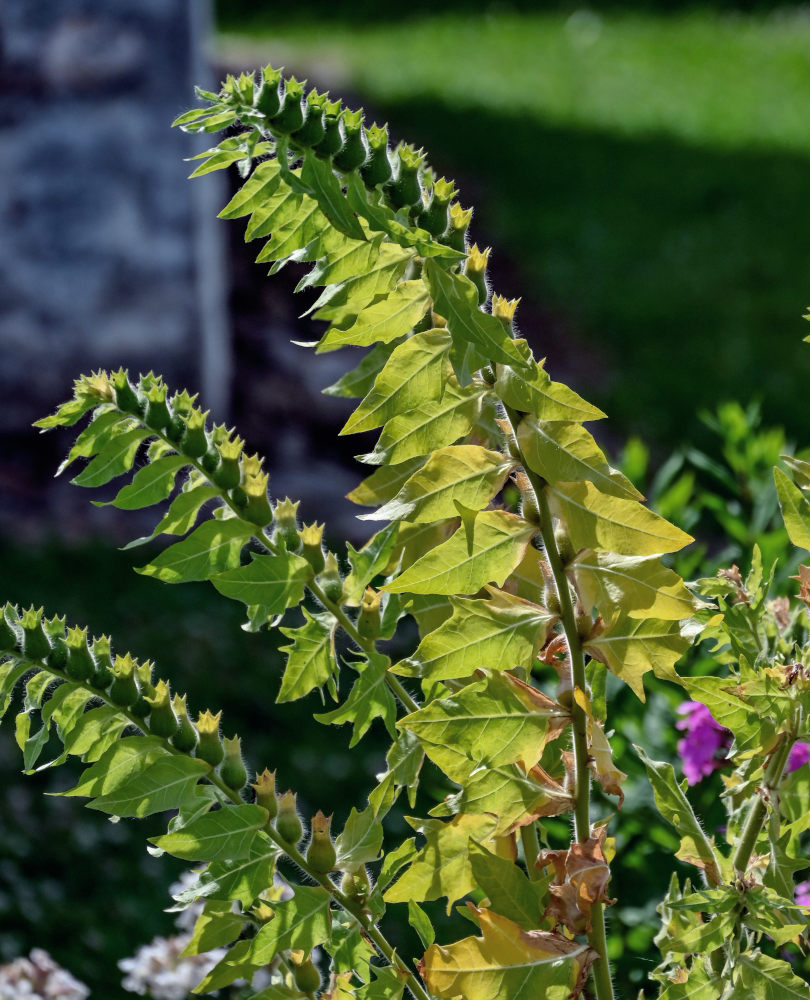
left=65, top=627, right=95, bottom=682
left=182, top=408, right=209, bottom=458
left=251, top=769, right=278, bottom=818
left=201, top=447, right=220, bottom=475
left=341, top=866, right=371, bottom=903
left=275, top=790, right=303, bottom=845
left=144, top=385, right=172, bottom=431
left=145, top=681, right=178, bottom=739
left=360, top=124, right=392, bottom=188
left=255, top=65, right=282, bottom=118
left=195, top=710, right=224, bottom=766
left=554, top=522, right=575, bottom=565
left=316, top=552, right=343, bottom=604
left=166, top=414, right=185, bottom=443
left=274, top=498, right=302, bottom=552
left=306, top=811, right=336, bottom=873
left=357, top=588, right=382, bottom=641
left=269, top=76, right=306, bottom=134
left=110, top=654, right=140, bottom=708
left=170, top=695, right=198, bottom=753
left=333, top=111, right=366, bottom=172
left=20, top=608, right=50, bottom=661
left=385, top=148, right=423, bottom=209
left=47, top=638, right=68, bottom=671
left=293, top=957, right=321, bottom=995
left=314, top=114, right=343, bottom=158
left=90, top=635, right=114, bottom=689
left=291, top=91, right=326, bottom=148
left=220, top=735, right=248, bottom=791
left=111, top=370, right=144, bottom=416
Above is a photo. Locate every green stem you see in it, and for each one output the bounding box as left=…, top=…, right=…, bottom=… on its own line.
left=732, top=733, right=793, bottom=874
left=520, top=822, right=541, bottom=879
left=501, top=403, right=614, bottom=1000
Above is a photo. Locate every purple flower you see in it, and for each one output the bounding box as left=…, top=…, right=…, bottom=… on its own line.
left=676, top=701, right=732, bottom=785
left=787, top=741, right=810, bottom=773
left=795, top=880, right=810, bottom=908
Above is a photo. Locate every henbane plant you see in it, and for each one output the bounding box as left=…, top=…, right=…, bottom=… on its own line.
left=2, top=65, right=810, bottom=999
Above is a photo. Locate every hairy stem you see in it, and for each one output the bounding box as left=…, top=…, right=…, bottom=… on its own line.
left=501, top=403, right=614, bottom=1000
left=732, top=733, right=793, bottom=874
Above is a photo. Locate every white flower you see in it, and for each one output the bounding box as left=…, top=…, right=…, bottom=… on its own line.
left=0, top=949, right=89, bottom=1000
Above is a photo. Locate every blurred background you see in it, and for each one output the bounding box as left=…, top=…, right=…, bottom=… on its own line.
left=1, top=1, right=809, bottom=996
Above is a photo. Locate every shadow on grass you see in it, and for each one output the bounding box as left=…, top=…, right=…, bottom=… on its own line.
left=376, top=98, right=810, bottom=452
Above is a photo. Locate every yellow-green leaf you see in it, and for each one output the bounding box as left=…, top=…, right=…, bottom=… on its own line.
left=318, top=279, right=431, bottom=353
left=517, top=417, right=640, bottom=500
left=584, top=613, right=691, bottom=700
left=383, top=813, right=507, bottom=913
left=548, top=481, right=692, bottom=556
left=571, top=550, right=696, bottom=621
left=363, top=445, right=514, bottom=524
left=341, top=329, right=452, bottom=434
left=496, top=345, right=605, bottom=423
left=421, top=907, right=596, bottom=1000
left=394, top=588, right=555, bottom=681
left=383, top=511, right=536, bottom=596
left=774, top=466, right=810, bottom=550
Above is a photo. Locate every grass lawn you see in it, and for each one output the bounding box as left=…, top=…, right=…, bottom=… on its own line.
left=217, top=8, right=810, bottom=452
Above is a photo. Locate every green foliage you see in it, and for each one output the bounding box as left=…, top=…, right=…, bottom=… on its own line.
left=4, top=60, right=810, bottom=1000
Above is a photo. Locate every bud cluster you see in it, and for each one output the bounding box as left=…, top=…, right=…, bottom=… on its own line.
left=0, top=605, right=248, bottom=789
left=208, top=67, right=472, bottom=250
left=107, top=369, right=275, bottom=528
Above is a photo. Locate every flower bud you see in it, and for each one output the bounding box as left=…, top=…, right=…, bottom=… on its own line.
left=213, top=432, right=244, bottom=491
left=385, top=143, right=425, bottom=210
left=300, top=523, right=325, bottom=575
left=293, top=955, right=321, bottom=995
left=316, top=552, right=343, bottom=604
left=110, top=653, right=140, bottom=708
left=195, top=709, right=224, bottom=766
left=220, top=735, right=248, bottom=791
left=333, top=109, right=367, bottom=173
left=306, top=811, right=336, bottom=873
left=463, top=244, right=490, bottom=306
left=291, top=89, right=327, bottom=149
left=251, top=769, right=278, bottom=818
left=360, top=124, right=392, bottom=188
left=269, top=76, right=306, bottom=134
left=554, top=522, right=575, bottom=565
left=275, top=790, right=304, bottom=845
left=274, top=498, right=301, bottom=552
left=65, top=626, right=95, bottom=683
left=492, top=294, right=520, bottom=333
left=90, top=635, right=114, bottom=689
left=255, top=64, right=282, bottom=118
left=417, top=176, right=456, bottom=237
left=20, top=607, right=51, bottom=661
left=357, top=588, right=382, bottom=640
left=111, top=369, right=145, bottom=416
left=313, top=99, right=344, bottom=159
left=182, top=408, right=209, bottom=459
left=130, top=661, right=156, bottom=718
left=170, top=694, right=198, bottom=753
left=242, top=471, right=274, bottom=528
left=145, top=680, right=178, bottom=739
left=144, top=381, right=172, bottom=431
left=446, top=203, right=473, bottom=253
left=341, top=866, right=371, bottom=903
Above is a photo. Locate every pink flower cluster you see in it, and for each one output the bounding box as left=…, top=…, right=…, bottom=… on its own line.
left=675, top=701, right=810, bottom=785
